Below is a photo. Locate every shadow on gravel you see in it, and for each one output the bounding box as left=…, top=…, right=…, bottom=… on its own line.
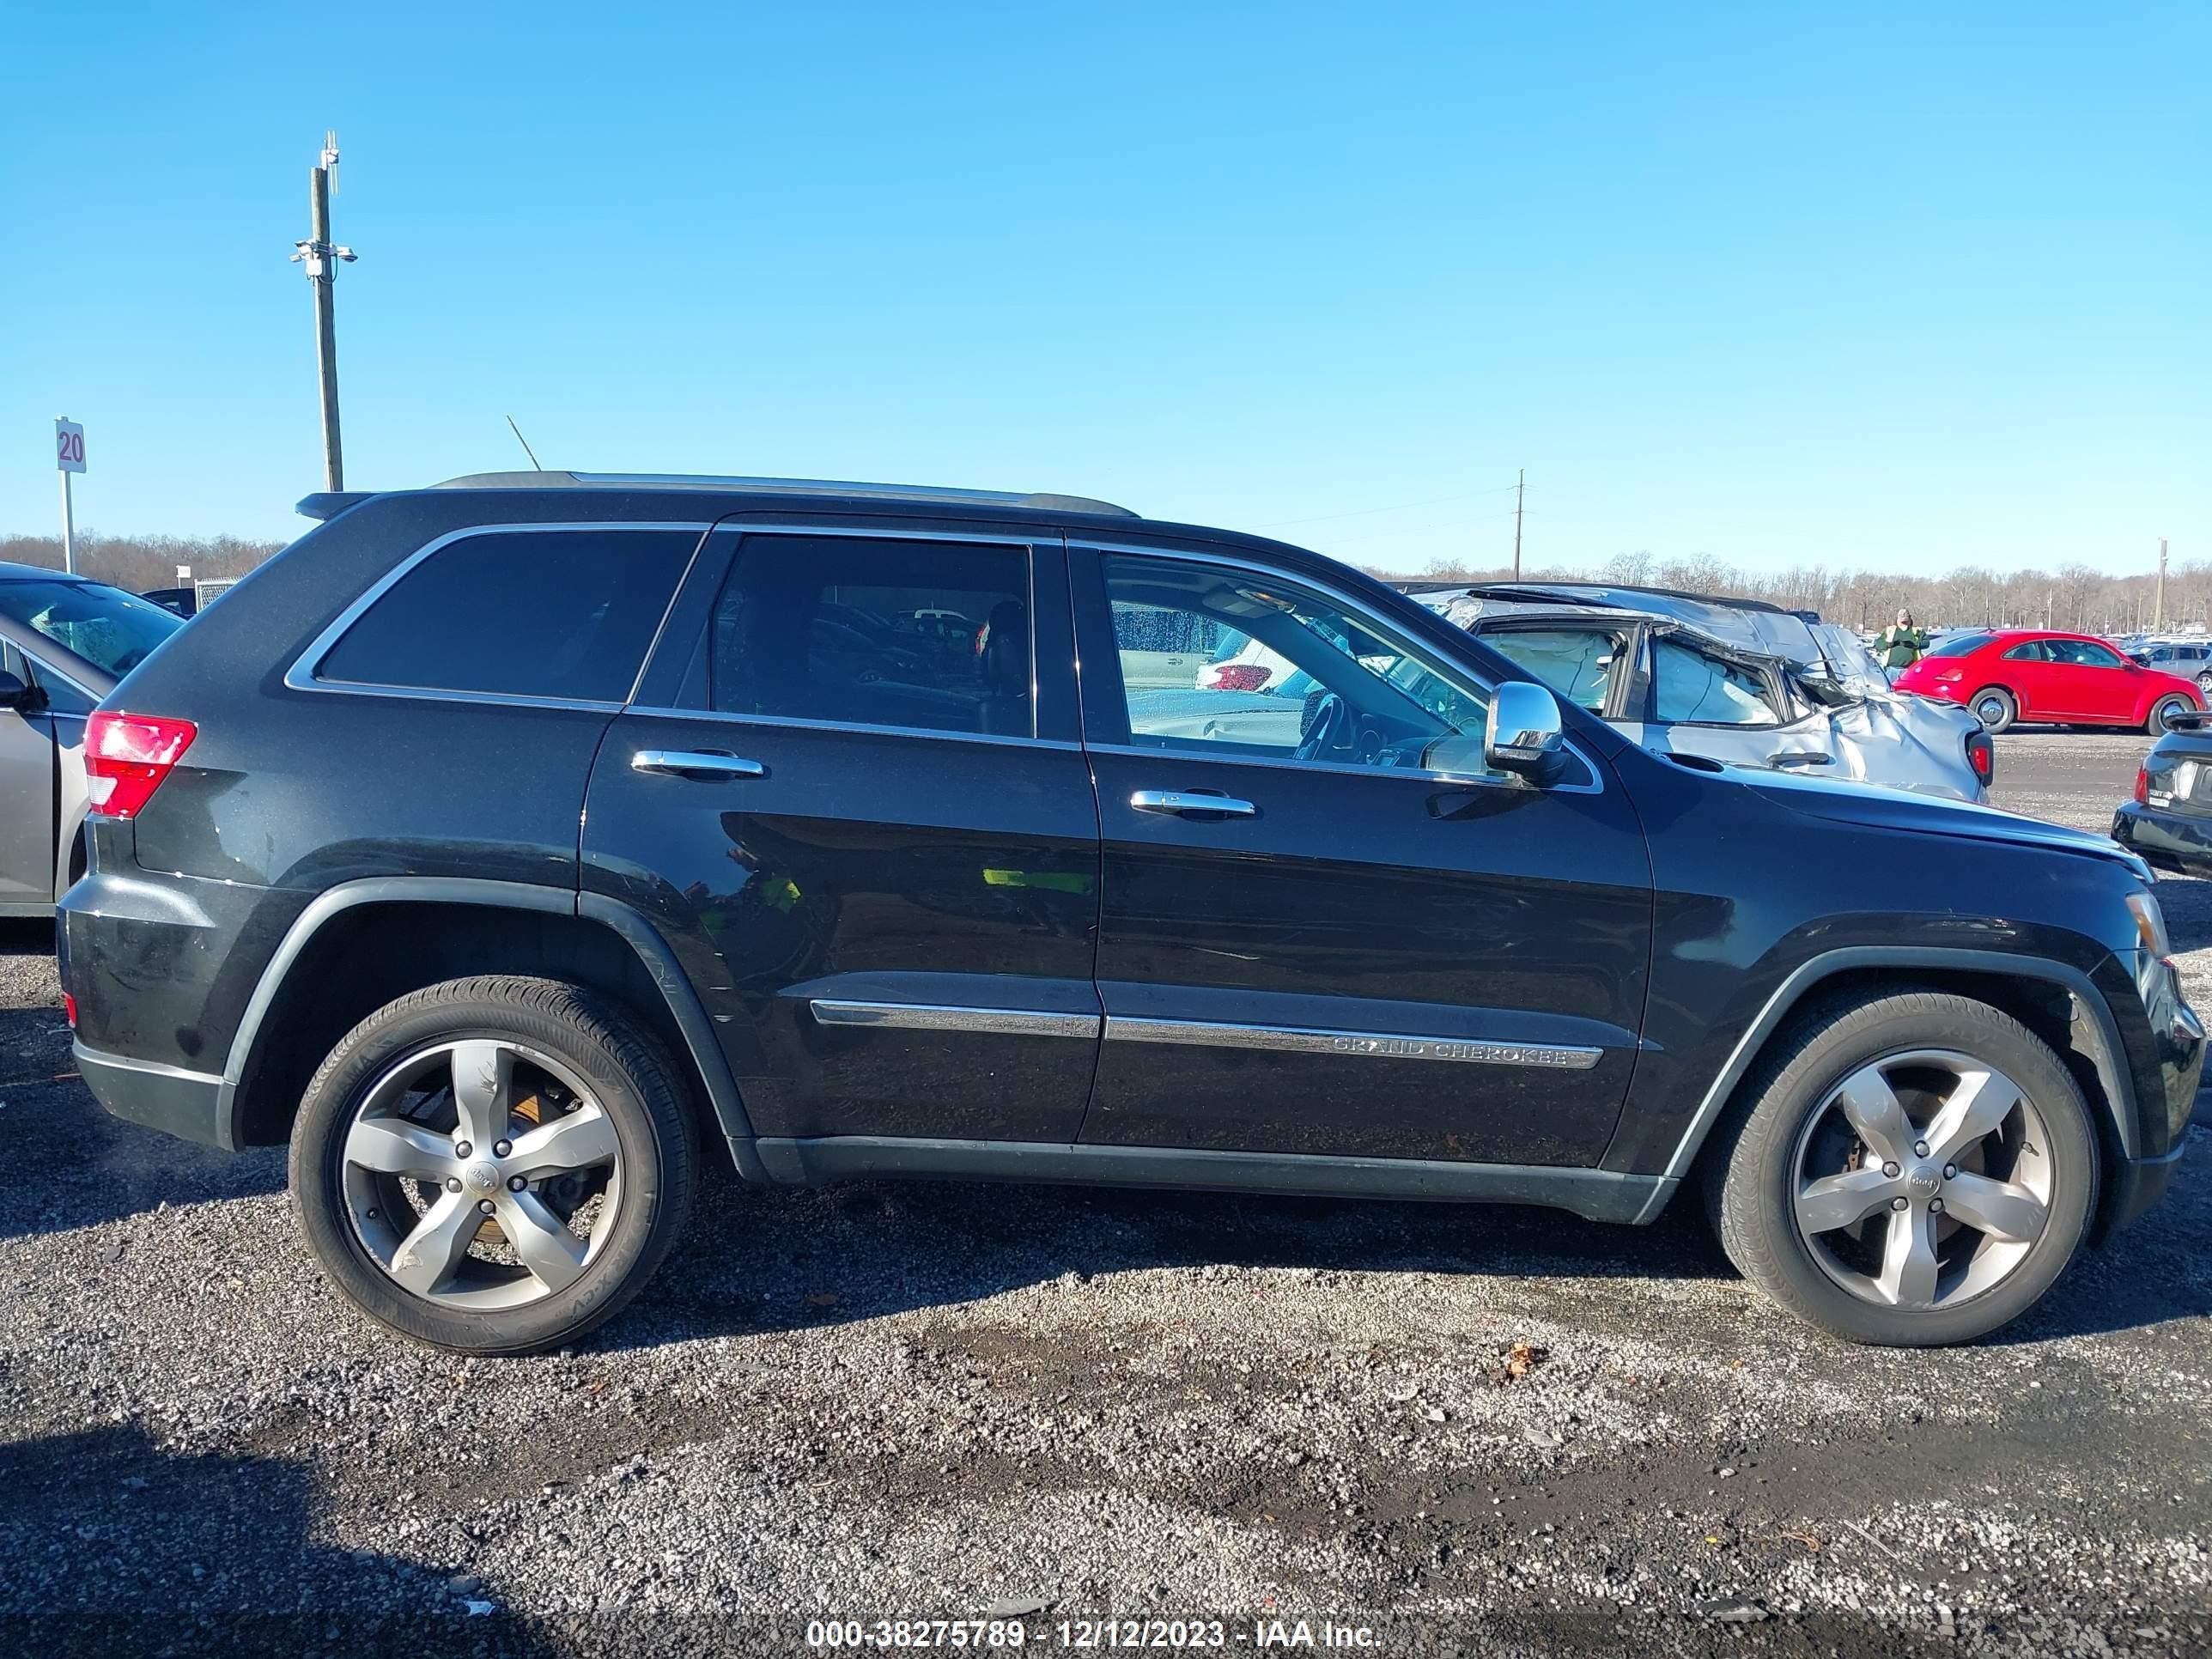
left=609, top=1171, right=1741, bottom=1352
left=0, top=1422, right=558, bottom=1658
left=0, top=921, right=283, bottom=1241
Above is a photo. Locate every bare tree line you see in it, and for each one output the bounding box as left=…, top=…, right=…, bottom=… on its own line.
left=0, top=533, right=286, bottom=596
left=5, top=529, right=2198, bottom=642
left=1376, top=551, right=2208, bottom=638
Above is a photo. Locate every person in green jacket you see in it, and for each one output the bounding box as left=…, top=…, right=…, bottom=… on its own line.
left=1876, top=608, right=1928, bottom=679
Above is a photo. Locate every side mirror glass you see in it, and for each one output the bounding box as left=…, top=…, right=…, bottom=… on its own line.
left=1484, top=681, right=1565, bottom=779
left=0, top=670, right=38, bottom=713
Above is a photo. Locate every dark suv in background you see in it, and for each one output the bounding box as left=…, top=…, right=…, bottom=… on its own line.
left=61, top=473, right=2201, bottom=1354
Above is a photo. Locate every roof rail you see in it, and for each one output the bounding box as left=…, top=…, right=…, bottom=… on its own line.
left=428, top=471, right=1139, bottom=518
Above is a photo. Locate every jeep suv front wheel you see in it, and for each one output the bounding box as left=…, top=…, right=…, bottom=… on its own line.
left=1707, top=990, right=2097, bottom=1346
left=289, top=976, right=697, bottom=1355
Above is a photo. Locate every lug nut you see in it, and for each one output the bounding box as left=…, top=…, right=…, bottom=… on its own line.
left=1929, top=1197, right=1946, bottom=1215
left=1891, top=1196, right=1910, bottom=1212
left=494, top=1139, right=512, bottom=1158
left=477, top=1199, right=495, bottom=1215
left=453, top=1141, right=473, bottom=1158
left=1912, top=1140, right=1930, bottom=1158
left=508, top=1175, right=527, bottom=1192
left=444, top=1177, right=463, bottom=1194
left=1943, top=1164, right=1957, bottom=1180
left=1881, top=1161, right=1900, bottom=1178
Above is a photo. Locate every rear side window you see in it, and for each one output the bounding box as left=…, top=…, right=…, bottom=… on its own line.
left=2001, top=641, right=2049, bottom=663
left=708, top=536, right=1032, bottom=738
left=1924, top=632, right=1992, bottom=659
left=314, top=528, right=698, bottom=702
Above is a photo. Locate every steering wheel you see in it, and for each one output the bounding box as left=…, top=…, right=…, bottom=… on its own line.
left=1296, top=690, right=1350, bottom=763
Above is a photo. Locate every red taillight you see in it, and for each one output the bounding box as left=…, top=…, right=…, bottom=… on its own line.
left=1209, top=665, right=1272, bottom=692
left=1966, top=732, right=1995, bottom=785
left=84, top=711, right=197, bottom=820
left=2135, top=765, right=2151, bottom=805
left=63, top=993, right=77, bottom=1029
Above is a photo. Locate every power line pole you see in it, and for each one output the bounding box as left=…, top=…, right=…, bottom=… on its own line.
left=1511, top=469, right=1524, bottom=580
left=2155, top=538, right=2168, bottom=632
left=291, top=132, right=356, bottom=490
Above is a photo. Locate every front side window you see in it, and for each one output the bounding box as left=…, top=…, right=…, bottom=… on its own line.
left=1651, top=637, right=1778, bottom=726
left=316, top=528, right=698, bottom=702
left=1479, top=627, right=1623, bottom=714
left=1099, top=554, right=1492, bottom=773
left=709, top=536, right=1031, bottom=738
left=0, top=579, right=179, bottom=679
left=2048, top=639, right=2126, bottom=668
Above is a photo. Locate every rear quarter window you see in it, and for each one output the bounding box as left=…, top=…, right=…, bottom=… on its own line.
left=312, top=527, right=700, bottom=702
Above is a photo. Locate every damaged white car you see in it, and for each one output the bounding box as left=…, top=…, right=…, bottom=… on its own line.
left=1407, top=582, right=1995, bottom=804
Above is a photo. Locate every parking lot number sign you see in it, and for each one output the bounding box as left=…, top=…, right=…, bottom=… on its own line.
left=55, top=419, right=85, bottom=473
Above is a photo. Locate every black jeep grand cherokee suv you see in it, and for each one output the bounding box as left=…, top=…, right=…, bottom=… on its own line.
left=60, top=473, right=2201, bottom=1354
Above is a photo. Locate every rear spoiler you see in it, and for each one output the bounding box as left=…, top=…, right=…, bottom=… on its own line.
left=2162, top=708, right=2212, bottom=730
left=296, top=491, right=373, bottom=521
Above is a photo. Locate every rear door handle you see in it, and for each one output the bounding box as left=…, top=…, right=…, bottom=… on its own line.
left=631, top=750, right=767, bottom=780
left=1130, top=788, right=1256, bottom=817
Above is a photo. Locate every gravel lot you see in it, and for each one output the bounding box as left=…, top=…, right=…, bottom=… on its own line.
left=3, top=731, right=2208, bottom=1657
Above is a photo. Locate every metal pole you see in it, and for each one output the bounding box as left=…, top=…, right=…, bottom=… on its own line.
left=1511, top=469, right=1524, bottom=580
left=2155, top=538, right=2167, bottom=632
left=59, top=469, right=76, bottom=574
left=308, top=161, right=344, bottom=490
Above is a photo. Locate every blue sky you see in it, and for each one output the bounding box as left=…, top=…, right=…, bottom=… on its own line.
left=2, top=2, right=2205, bottom=577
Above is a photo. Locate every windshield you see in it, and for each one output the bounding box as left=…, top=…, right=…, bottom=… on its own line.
left=1924, top=631, right=1993, bottom=659
left=0, top=578, right=183, bottom=679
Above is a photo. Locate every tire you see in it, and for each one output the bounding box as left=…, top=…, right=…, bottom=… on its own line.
left=1968, top=687, right=2015, bottom=732
left=1704, top=989, right=2097, bottom=1347
left=2196, top=672, right=2212, bottom=699
left=289, top=975, right=697, bottom=1356
left=2147, top=695, right=2191, bottom=735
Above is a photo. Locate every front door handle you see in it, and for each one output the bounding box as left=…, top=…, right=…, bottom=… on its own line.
left=631, top=750, right=767, bottom=780
left=1130, top=788, right=1256, bottom=817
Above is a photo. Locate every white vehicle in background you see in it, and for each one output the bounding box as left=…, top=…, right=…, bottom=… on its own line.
left=1407, top=581, right=1996, bottom=804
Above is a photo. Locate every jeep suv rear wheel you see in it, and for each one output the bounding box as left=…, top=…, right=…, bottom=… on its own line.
left=1706, top=990, right=2096, bottom=1346
left=289, top=975, right=696, bottom=1355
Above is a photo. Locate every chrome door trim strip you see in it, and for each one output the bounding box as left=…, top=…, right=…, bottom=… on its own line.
left=1104, top=1015, right=1605, bottom=1070
left=1085, top=739, right=1604, bottom=795
left=283, top=520, right=715, bottom=708
left=810, top=1000, right=1103, bottom=1040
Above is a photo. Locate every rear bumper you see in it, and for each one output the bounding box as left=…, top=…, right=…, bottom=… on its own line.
left=2112, top=802, right=2212, bottom=876
left=74, top=1040, right=229, bottom=1150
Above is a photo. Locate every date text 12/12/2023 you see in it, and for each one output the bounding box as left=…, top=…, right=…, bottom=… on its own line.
left=805, top=1619, right=1381, bottom=1650
left=805, top=1627, right=1371, bottom=1654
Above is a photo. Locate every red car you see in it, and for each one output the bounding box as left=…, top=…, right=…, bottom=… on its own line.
left=1895, top=629, right=2203, bottom=733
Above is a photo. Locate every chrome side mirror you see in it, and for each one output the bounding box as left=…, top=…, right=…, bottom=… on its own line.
left=1485, top=681, right=1565, bottom=779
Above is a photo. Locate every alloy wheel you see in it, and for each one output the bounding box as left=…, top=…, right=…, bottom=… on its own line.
left=1972, top=694, right=2010, bottom=728
left=339, top=1039, right=624, bottom=1310
left=1790, top=1049, right=2053, bottom=1310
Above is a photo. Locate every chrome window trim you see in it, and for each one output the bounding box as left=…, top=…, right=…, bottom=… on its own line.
left=1104, top=1015, right=1605, bottom=1070
left=1084, top=738, right=1602, bottom=795
left=282, top=520, right=715, bottom=709
left=1073, top=538, right=1606, bottom=797
left=621, top=705, right=1081, bottom=753
left=17, top=646, right=100, bottom=704
left=811, top=1000, right=1102, bottom=1040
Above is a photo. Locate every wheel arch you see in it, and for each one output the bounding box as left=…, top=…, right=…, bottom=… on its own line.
left=217, top=878, right=763, bottom=1178
left=1648, top=947, right=2137, bottom=1231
